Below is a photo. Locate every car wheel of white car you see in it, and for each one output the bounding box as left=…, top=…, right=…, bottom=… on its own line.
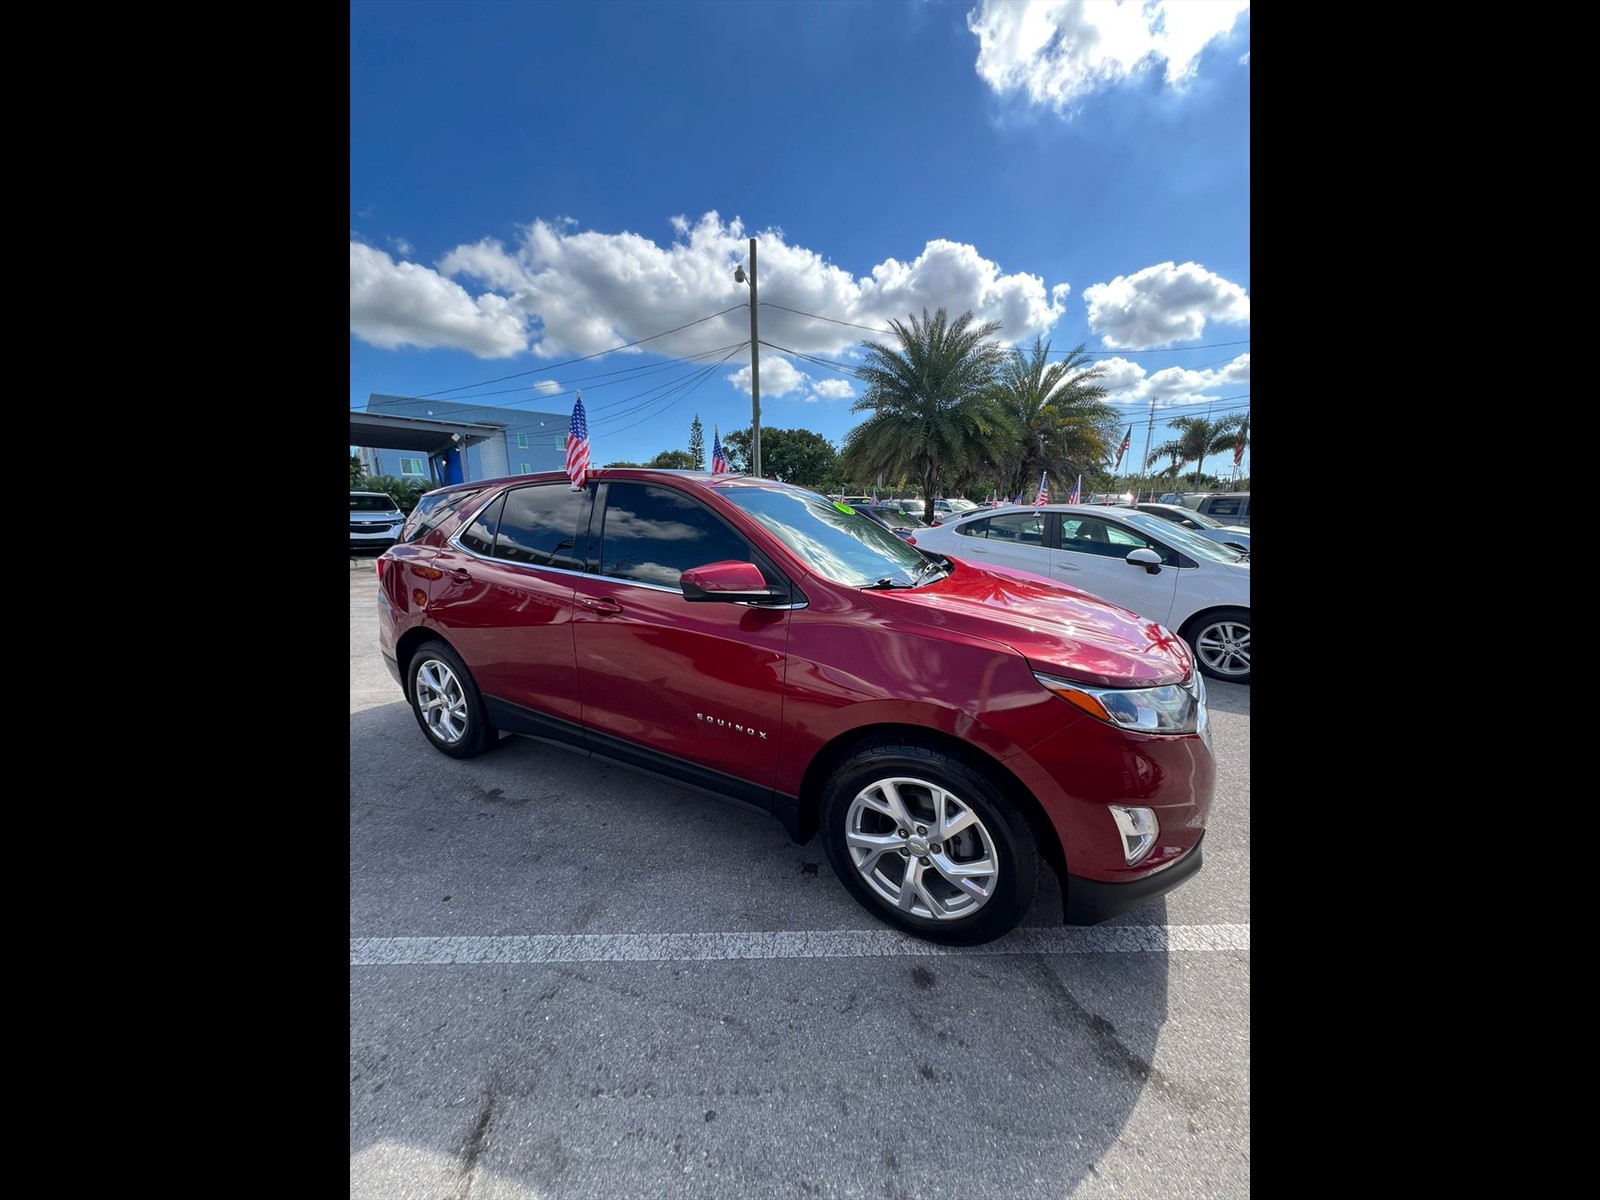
left=1183, top=608, right=1251, bottom=684
left=407, top=640, right=497, bottom=758
left=820, top=739, right=1039, bottom=945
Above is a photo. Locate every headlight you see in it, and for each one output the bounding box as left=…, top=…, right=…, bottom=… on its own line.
left=1033, top=671, right=1206, bottom=735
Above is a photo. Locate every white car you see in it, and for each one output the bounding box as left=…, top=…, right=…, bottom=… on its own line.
left=912, top=504, right=1251, bottom=683
left=350, top=490, right=407, bottom=552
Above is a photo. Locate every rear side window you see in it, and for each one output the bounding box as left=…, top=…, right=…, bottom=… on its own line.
left=457, top=494, right=504, bottom=557
left=405, top=488, right=484, bottom=542
left=494, top=483, right=589, bottom=570
left=1204, top=496, right=1248, bottom=520
left=956, top=513, right=1045, bottom=543
left=597, top=482, right=751, bottom=588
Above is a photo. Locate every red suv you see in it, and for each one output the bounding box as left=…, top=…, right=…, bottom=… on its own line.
left=377, top=470, right=1213, bottom=944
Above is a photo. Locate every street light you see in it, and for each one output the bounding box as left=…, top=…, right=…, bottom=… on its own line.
left=734, top=237, right=761, bottom=477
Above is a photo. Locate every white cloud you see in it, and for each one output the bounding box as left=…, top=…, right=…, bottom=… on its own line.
left=532, top=379, right=563, bottom=395
left=813, top=378, right=856, bottom=400
left=349, top=243, right=528, bottom=357
left=1104, top=352, right=1250, bottom=413
left=351, top=212, right=1071, bottom=364
left=728, top=355, right=806, bottom=399
left=1082, top=261, right=1249, bottom=350
left=968, top=0, right=1249, bottom=113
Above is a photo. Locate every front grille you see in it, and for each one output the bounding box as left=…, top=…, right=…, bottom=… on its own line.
left=351, top=521, right=397, bottom=535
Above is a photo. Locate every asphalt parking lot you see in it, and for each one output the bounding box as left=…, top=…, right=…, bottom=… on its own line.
left=349, top=555, right=1250, bottom=1199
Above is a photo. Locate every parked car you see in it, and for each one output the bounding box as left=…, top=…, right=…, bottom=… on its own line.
left=377, top=469, right=1214, bottom=945
left=1121, top=502, right=1251, bottom=554
left=912, top=504, right=1250, bottom=683
left=1190, top=492, right=1251, bottom=527
left=350, top=490, right=407, bottom=552
left=857, top=503, right=929, bottom=540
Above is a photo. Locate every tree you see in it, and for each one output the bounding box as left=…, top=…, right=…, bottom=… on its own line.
left=350, top=454, right=364, bottom=487
left=689, top=415, right=705, bottom=472
left=646, top=449, right=696, bottom=469
left=719, top=427, right=842, bottom=489
left=988, top=337, right=1115, bottom=502
left=843, top=307, right=1011, bottom=524
left=1144, top=413, right=1248, bottom=489
left=359, top=474, right=434, bottom=511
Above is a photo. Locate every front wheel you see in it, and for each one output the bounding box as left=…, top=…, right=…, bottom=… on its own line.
left=820, top=739, right=1039, bottom=945
left=1182, top=607, right=1251, bottom=684
left=406, top=640, right=496, bottom=757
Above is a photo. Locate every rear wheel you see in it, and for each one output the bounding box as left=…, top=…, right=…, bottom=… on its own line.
left=820, top=739, right=1039, bottom=945
left=406, top=640, right=496, bottom=757
left=1182, top=608, right=1251, bottom=684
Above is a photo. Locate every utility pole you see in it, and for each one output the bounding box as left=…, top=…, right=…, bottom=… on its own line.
left=734, top=237, right=762, bottom=477
left=1140, top=395, right=1157, bottom=491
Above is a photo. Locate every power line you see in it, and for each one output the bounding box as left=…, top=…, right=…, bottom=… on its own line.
left=410, top=304, right=748, bottom=398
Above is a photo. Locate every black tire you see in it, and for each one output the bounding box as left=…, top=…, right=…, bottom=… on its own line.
left=820, top=739, right=1039, bottom=946
left=405, top=640, right=496, bottom=758
left=1181, top=607, right=1251, bottom=684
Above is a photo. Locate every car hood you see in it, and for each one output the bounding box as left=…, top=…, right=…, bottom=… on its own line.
left=859, top=561, right=1194, bottom=689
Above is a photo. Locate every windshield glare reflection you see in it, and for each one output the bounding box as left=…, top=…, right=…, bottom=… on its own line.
left=721, top=485, right=930, bottom=586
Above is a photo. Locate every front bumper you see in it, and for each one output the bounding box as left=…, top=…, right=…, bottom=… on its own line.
left=1062, top=836, right=1204, bottom=924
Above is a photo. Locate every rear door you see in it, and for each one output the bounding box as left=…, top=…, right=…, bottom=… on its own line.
left=425, top=482, right=591, bottom=730
left=940, top=510, right=1053, bottom=576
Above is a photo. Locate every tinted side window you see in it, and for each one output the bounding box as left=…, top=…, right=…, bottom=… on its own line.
left=457, top=494, right=504, bottom=556
left=1206, top=497, right=1246, bottom=519
left=598, top=483, right=750, bottom=588
left=962, top=512, right=1045, bottom=542
left=495, top=483, right=589, bottom=569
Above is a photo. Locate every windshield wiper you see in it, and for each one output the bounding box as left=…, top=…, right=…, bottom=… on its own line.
left=911, top=557, right=949, bottom=584
left=862, top=577, right=913, bottom=590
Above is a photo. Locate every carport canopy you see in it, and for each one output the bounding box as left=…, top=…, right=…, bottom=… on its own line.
left=349, top=410, right=504, bottom=455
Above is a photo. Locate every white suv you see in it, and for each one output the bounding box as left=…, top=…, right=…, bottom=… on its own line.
left=349, top=491, right=406, bottom=551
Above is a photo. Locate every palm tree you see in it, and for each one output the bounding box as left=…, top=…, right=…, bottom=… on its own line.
left=1145, top=413, right=1248, bottom=490
left=843, top=308, right=1011, bottom=524
left=989, top=336, right=1115, bottom=501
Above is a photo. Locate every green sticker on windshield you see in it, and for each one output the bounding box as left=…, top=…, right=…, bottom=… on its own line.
left=834, top=501, right=855, bottom=514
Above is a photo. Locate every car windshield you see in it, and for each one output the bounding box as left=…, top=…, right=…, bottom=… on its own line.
left=721, top=484, right=936, bottom=587
left=351, top=494, right=400, bottom=511
left=1114, top=508, right=1246, bottom=563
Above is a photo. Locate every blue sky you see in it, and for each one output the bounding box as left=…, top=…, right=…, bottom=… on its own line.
left=350, top=0, right=1250, bottom=481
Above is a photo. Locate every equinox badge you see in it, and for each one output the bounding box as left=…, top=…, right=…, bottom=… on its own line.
left=696, top=712, right=768, bottom=740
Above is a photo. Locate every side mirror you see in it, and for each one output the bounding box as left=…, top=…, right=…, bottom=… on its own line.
left=1125, top=548, right=1164, bottom=575
left=680, top=560, right=786, bottom=605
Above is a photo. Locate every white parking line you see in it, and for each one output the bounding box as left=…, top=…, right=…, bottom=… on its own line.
left=350, top=924, right=1249, bottom=965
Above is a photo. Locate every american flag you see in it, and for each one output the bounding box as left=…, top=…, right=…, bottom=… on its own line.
left=711, top=426, right=730, bottom=474
left=1233, top=420, right=1248, bottom=467
left=1068, top=474, right=1081, bottom=504
left=566, top=392, right=590, bottom=490
left=1114, top=424, right=1132, bottom=471
left=1033, top=472, right=1049, bottom=505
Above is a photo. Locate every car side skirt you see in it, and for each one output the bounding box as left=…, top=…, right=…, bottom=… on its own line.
left=483, top=695, right=803, bottom=840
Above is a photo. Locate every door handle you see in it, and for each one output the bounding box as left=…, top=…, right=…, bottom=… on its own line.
left=578, top=596, right=623, bottom=615
left=448, top=568, right=472, bottom=582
